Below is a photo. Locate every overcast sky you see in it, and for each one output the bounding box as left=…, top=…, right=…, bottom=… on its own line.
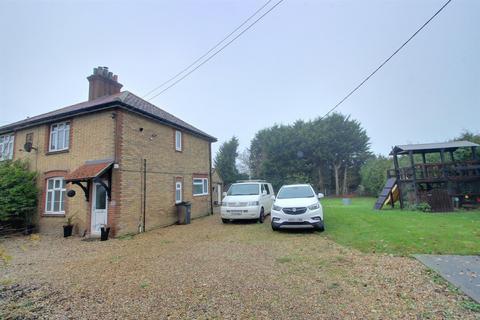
left=0, top=0, right=478, bottom=157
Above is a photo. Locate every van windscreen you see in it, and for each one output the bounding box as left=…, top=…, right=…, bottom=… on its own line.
left=227, top=184, right=259, bottom=196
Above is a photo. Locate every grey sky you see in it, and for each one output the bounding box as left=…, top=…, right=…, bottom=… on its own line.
left=0, top=0, right=478, bottom=157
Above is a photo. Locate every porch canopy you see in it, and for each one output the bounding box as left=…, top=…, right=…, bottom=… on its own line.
left=390, top=141, right=479, bottom=155
left=65, top=159, right=113, bottom=201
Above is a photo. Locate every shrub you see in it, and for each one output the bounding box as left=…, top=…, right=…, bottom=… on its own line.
left=0, top=160, right=38, bottom=225
left=360, top=156, right=392, bottom=196
left=408, top=202, right=432, bottom=212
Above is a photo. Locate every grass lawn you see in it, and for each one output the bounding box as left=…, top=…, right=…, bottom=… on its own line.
left=322, top=197, right=480, bottom=256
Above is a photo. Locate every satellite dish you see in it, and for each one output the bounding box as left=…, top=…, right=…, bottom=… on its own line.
left=67, top=190, right=76, bottom=197
left=24, top=142, right=33, bottom=152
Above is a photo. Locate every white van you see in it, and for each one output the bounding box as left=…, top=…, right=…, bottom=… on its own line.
left=221, top=180, right=275, bottom=223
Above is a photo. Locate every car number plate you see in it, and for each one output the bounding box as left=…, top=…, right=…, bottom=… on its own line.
left=230, top=210, right=242, bottom=215
left=287, top=218, right=303, bottom=222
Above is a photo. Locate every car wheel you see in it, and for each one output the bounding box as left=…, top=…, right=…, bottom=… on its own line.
left=316, top=222, right=325, bottom=232
left=222, top=218, right=229, bottom=224
left=258, top=209, right=265, bottom=223
left=271, top=223, right=279, bottom=231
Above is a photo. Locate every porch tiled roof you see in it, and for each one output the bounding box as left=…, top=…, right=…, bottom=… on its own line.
left=65, top=160, right=113, bottom=182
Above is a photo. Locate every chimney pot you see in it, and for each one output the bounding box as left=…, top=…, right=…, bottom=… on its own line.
left=87, top=66, right=123, bottom=101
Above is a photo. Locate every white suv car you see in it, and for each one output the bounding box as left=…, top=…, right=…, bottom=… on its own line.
left=221, top=181, right=275, bottom=223
left=271, top=184, right=324, bottom=231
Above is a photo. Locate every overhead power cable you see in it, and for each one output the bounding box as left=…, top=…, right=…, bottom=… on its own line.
left=147, top=0, right=286, bottom=101
left=142, top=0, right=275, bottom=99
left=319, top=0, right=452, bottom=120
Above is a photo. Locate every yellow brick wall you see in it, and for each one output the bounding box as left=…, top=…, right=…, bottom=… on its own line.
left=118, top=111, right=211, bottom=235
left=13, top=111, right=116, bottom=234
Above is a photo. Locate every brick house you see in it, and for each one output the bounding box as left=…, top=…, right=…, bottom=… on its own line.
left=0, top=67, right=217, bottom=236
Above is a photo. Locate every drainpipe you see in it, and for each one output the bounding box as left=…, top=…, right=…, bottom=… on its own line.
left=209, top=143, right=213, bottom=215
left=143, top=159, right=147, bottom=231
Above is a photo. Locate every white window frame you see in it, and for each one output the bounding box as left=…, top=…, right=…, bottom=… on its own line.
left=49, top=121, right=70, bottom=152
left=0, top=134, right=14, bottom=161
left=175, top=181, right=183, bottom=204
left=175, top=130, right=182, bottom=151
left=193, top=178, right=209, bottom=196
left=45, top=177, right=66, bottom=214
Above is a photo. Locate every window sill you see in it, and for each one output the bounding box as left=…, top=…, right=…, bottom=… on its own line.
left=42, top=213, right=66, bottom=217
left=46, top=149, right=69, bottom=155
left=193, top=194, right=209, bottom=197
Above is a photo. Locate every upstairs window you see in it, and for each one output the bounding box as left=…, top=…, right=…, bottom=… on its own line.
left=49, top=121, right=70, bottom=152
left=0, top=134, right=14, bottom=161
left=193, top=178, right=209, bottom=196
left=45, top=177, right=66, bottom=214
left=175, top=130, right=182, bottom=151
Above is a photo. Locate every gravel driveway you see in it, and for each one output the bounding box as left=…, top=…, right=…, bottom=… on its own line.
left=1, top=215, right=477, bottom=319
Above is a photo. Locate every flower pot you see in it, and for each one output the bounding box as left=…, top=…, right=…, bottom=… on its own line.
left=63, top=225, right=73, bottom=237
left=100, top=227, right=110, bottom=241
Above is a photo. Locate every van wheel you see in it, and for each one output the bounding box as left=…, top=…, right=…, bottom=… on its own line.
left=258, top=209, right=265, bottom=223
left=222, top=218, right=229, bottom=224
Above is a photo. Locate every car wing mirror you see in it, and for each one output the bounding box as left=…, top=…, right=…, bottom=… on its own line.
left=318, top=193, right=324, bottom=199
left=222, top=192, right=227, bottom=197
left=270, top=195, right=275, bottom=200
left=262, top=190, right=267, bottom=196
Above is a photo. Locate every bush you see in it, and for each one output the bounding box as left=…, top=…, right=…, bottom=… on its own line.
left=360, top=156, right=392, bottom=196
left=408, top=202, right=432, bottom=212
left=0, top=160, right=38, bottom=225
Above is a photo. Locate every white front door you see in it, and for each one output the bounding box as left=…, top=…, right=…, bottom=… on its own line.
left=91, top=182, right=108, bottom=235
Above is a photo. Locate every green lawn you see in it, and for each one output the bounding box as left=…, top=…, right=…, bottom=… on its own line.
left=322, top=197, right=480, bottom=256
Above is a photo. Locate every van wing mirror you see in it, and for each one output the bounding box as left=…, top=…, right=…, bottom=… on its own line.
left=270, top=195, right=275, bottom=200
left=318, top=193, right=324, bottom=199
left=262, top=190, right=267, bottom=196
left=222, top=192, right=227, bottom=197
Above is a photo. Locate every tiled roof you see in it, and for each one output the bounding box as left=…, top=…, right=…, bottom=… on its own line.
left=0, top=91, right=216, bottom=142
left=65, top=160, right=113, bottom=181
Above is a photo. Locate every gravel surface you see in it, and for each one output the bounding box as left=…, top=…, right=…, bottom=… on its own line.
left=1, top=215, right=477, bottom=319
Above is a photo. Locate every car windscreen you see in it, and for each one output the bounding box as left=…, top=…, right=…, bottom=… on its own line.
left=227, top=184, right=259, bottom=196
left=277, top=186, right=314, bottom=199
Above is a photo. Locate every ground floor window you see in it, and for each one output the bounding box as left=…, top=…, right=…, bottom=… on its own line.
left=45, top=177, right=66, bottom=214
left=175, top=181, right=183, bottom=203
left=0, top=134, right=14, bottom=161
left=193, top=178, right=208, bottom=196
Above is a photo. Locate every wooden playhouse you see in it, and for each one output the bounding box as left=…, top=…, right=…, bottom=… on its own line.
left=374, top=141, right=480, bottom=212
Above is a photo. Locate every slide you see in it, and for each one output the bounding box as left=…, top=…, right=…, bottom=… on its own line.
left=373, top=178, right=399, bottom=210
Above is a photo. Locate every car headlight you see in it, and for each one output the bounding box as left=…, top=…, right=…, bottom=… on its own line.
left=308, top=203, right=320, bottom=210
left=273, top=204, right=282, bottom=211
left=222, top=202, right=228, bottom=206
left=247, top=201, right=259, bottom=206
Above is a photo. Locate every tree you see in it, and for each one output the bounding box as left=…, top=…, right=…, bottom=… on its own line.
left=237, top=149, right=251, bottom=179
left=318, top=114, right=370, bottom=195
left=0, top=160, right=38, bottom=224
left=248, top=113, right=370, bottom=195
left=360, top=155, right=392, bottom=196
left=454, top=130, right=480, bottom=160
left=214, top=137, right=244, bottom=186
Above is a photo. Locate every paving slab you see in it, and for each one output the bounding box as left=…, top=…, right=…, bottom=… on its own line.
left=415, top=254, right=480, bottom=303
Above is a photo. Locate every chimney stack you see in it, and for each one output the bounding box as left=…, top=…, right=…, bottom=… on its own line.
left=87, top=67, right=123, bottom=101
